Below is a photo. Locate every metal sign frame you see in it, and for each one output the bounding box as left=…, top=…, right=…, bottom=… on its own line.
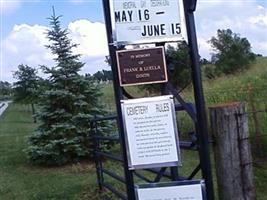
left=102, top=0, right=215, bottom=199
left=109, top=0, right=187, bottom=45
left=121, top=95, right=181, bottom=169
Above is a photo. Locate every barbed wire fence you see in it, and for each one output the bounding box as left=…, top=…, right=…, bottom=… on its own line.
left=205, top=82, right=267, bottom=165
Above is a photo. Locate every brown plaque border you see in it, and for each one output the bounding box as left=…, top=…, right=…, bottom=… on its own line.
left=116, top=46, right=168, bottom=87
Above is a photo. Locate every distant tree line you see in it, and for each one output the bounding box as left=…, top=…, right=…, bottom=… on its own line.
left=0, top=81, right=12, bottom=99
left=86, top=69, right=113, bottom=82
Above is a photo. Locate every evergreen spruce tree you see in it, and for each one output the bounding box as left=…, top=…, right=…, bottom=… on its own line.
left=26, top=10, right=108, bottom=165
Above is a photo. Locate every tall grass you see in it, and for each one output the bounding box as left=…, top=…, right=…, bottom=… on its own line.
left=100, top=57, right=267, bottom=157
left=97, top=57, right=267, bottom=199
left=101, top=84, right=146, bottom=112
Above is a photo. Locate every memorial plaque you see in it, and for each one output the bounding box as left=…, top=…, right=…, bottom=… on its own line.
left=110, top=0, right=187, bottom=45
left=121, top=95, right=181, bottom=169
left=116, top=47, right=168, bottom=86
left=136, top=180, right=206, bottom=200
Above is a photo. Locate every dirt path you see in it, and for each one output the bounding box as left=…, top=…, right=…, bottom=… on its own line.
left=0, top=101, right=11, bottom=117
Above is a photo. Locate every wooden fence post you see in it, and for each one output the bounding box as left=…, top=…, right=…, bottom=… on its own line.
left=209, top=102, right=256, bottom=200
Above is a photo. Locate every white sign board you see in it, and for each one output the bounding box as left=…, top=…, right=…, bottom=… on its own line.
left=110, top=0, right=187, bottom=45
left=137, top=181, right=205, bottom=200
left=121, top=95, right=180, bottom=169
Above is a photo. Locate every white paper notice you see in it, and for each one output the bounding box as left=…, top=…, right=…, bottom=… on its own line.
left=121, top=95, right=180, bottom=169
left=137, top=184, right=203, bottom=200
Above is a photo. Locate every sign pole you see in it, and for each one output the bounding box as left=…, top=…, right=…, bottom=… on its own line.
left=102, top=1, right=136, bottom=199
left=102, top=0, right=214, bottom=199
left=158, top=56, right=180, bottom=182
left=183, top=0, right=215, bottom=199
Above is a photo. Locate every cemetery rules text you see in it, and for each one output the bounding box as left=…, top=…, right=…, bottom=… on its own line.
left=121, top=95, right=180, bottom=169
left=111, top=0, right=186, bottom=44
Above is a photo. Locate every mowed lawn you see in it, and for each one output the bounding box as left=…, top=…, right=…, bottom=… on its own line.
left=0, top=103, right=266, bottom=199
left=0, top=104, right=100, bottom=200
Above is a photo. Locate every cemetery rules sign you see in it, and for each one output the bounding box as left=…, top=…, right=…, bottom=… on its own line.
left=110, top=0, right=187, bottom=45
left=121, top=95, right=180, bottom=169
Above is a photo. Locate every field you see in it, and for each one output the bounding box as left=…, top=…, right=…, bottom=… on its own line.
left=0, top=57, right=266, bottom=199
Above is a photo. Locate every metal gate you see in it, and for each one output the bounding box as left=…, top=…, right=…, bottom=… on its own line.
left=91, top=0, right=215, bottom=199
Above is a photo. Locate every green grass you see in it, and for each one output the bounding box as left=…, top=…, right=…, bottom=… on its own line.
left=0, top=94, right=205, bottom=200
left=177, top=57, right=267, bottom=147
left=0, top=104, right=101, bottom=200
left=254, top=166, right=267, bottom=200
left=202, top=57, right=267, bottom=199
left=101, top=84, right=146, bottom=112
left=203, top=57, right=267, bottom=104
left=1, top=57, right=266, bottom=199
left=202, top=57, right=267, bottom=156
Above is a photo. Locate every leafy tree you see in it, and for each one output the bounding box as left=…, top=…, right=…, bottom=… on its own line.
left=200, top=58, right=211, bottom=65
left=102, top=69, right=113, bottom=81
left=93, top=71, right=104, bottom=81
left=0, top=81, right=12, bottom=100
left=141, top=42, right=191, bottom=94
left=92, top=69, right=113, bottom=82
left=166, top=42, right=191, bottom=90
left=26, top=11, right=109, bottom=166
left=209, top=29, right=255, bottom=75
left=13, top=64, right=40, bottom=122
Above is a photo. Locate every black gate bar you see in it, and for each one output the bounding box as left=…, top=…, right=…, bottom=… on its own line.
left=183, top=0, right=215, bottom=199
left=100, top=0, right=215, bottom=199
left=102, top=1, right=136, bottom=199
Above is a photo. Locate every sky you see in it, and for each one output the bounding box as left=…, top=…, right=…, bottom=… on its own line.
left=0, top=0, right=267, bottom=82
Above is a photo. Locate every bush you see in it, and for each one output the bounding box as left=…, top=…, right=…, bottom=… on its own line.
left=209, top=29, right=255, bottom=76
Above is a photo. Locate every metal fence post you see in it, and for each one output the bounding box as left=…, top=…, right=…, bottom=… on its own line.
left=183, top=0, right=215, bottom=199
left=91, top=118, right=103, bottom=191
left=102, top=1, right=136, bottom=199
